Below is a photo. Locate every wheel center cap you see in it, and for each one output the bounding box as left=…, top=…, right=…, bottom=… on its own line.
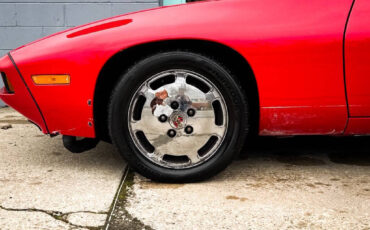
left=169, top=111, right=187, bottom=129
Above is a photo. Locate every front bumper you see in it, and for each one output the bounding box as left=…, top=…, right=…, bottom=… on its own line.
left=0, top=54, right=48, bottom=133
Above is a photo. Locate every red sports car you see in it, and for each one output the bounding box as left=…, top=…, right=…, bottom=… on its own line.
left=0, top=0, right=369, bottom=182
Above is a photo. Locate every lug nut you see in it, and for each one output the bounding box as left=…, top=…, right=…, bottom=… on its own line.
left=171, top=101, right=179, bottom=110
left=187, top=108, right=196, bottom=117
left=184, top=126, right=193, bottom=134
left=167, top=129, right=177, bottom=138
left=158, top=114, right=167, bottom=123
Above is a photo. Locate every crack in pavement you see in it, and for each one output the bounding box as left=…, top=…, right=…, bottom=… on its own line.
left=0, top=204, right=107, bottom=230
left=104, top=167, right=129, bottom=230
left=104, top=167, right=153, bottom=230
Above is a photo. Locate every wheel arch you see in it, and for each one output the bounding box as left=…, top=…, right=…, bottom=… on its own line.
left=94, top=39, right=259, bottom=142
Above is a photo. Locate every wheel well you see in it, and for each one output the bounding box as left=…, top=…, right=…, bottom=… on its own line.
left=94, top=39, right=259, bottom=142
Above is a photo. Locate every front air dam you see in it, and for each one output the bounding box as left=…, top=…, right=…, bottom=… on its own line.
left=62, top=135, right=100, bottom=153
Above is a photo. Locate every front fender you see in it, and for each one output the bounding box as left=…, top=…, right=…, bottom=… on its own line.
left=8, top=0, right=247, bottom=137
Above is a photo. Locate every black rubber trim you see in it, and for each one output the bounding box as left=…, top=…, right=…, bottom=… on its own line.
left=7, top=53, right=50, bottom=133
left=342, top=0, right=356, bottom=134
left=342, top=0, right=356, bottom=119
left=63, top=135, right=100, bottom=153
left=28, top=119, right=41, bottom=131
left=1, top=72, right=14, bottom=94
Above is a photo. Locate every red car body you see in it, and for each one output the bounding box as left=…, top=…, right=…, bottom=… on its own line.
left=1, top=0, right=370, bottom=138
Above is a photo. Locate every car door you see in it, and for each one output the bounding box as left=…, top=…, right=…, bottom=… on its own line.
left=345, top=0, right=370, bottom=117
left=248, top=0, right=353, bottom=135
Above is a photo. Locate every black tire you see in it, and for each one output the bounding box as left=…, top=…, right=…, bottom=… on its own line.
left=109, top=51, right=248, bottom=182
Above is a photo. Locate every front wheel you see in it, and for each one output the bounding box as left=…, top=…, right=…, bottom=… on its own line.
left=109, top=51, right=248, bottom=182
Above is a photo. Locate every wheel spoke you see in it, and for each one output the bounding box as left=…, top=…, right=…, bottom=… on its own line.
left=149, top=150, right=164, bottom=162
left=194, top=123, right=225, bottom=137
left=138, top=84, right=155, bottom=101
left=209, top=125, right=225, bottom=137
left=130, top=119, right=145, bottom=131
left=186, top=150, right=200, bottom=164
left=205, top=90, right=220, bottom=102
left=175, top=71, right=187, bottom=84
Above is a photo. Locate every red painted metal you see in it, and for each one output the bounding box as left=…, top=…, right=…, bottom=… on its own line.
left=0, top=0, right=366, bottom=138
left=345, top=118, right=370, bottom=135
left=345, top=0, right=370, bottom=117
left=0, top=55, right=47, bottom=132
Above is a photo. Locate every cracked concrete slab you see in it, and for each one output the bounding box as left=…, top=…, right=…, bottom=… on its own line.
left=0, top=107, right=126, bottom=229
left=2, top=107, right=370, bottom=229
left=67, top=212, right=107, bottom=227
left=124, top=137, right=370, bottom=230
left=0, top=208, right=72, bottom=230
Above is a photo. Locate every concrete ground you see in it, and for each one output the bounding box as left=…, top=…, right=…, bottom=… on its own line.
left=0, top=107, right=126, bottom=229
left=0, top=107, right=369, bottom=229
left=124, top=140, right=370, bottom=230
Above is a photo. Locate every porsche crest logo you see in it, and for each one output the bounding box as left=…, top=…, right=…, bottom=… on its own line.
left=173, top=114, right=184, bottom=128
left=170, top=112, right=187, bottom=129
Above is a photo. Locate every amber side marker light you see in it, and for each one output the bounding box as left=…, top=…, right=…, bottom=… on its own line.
left=32, top=75, right=70, bottom=85
left=1, top=72, right=14, bottom=93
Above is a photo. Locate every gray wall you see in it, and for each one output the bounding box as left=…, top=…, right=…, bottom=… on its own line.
left=0, top=0, right=159, bottom=106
